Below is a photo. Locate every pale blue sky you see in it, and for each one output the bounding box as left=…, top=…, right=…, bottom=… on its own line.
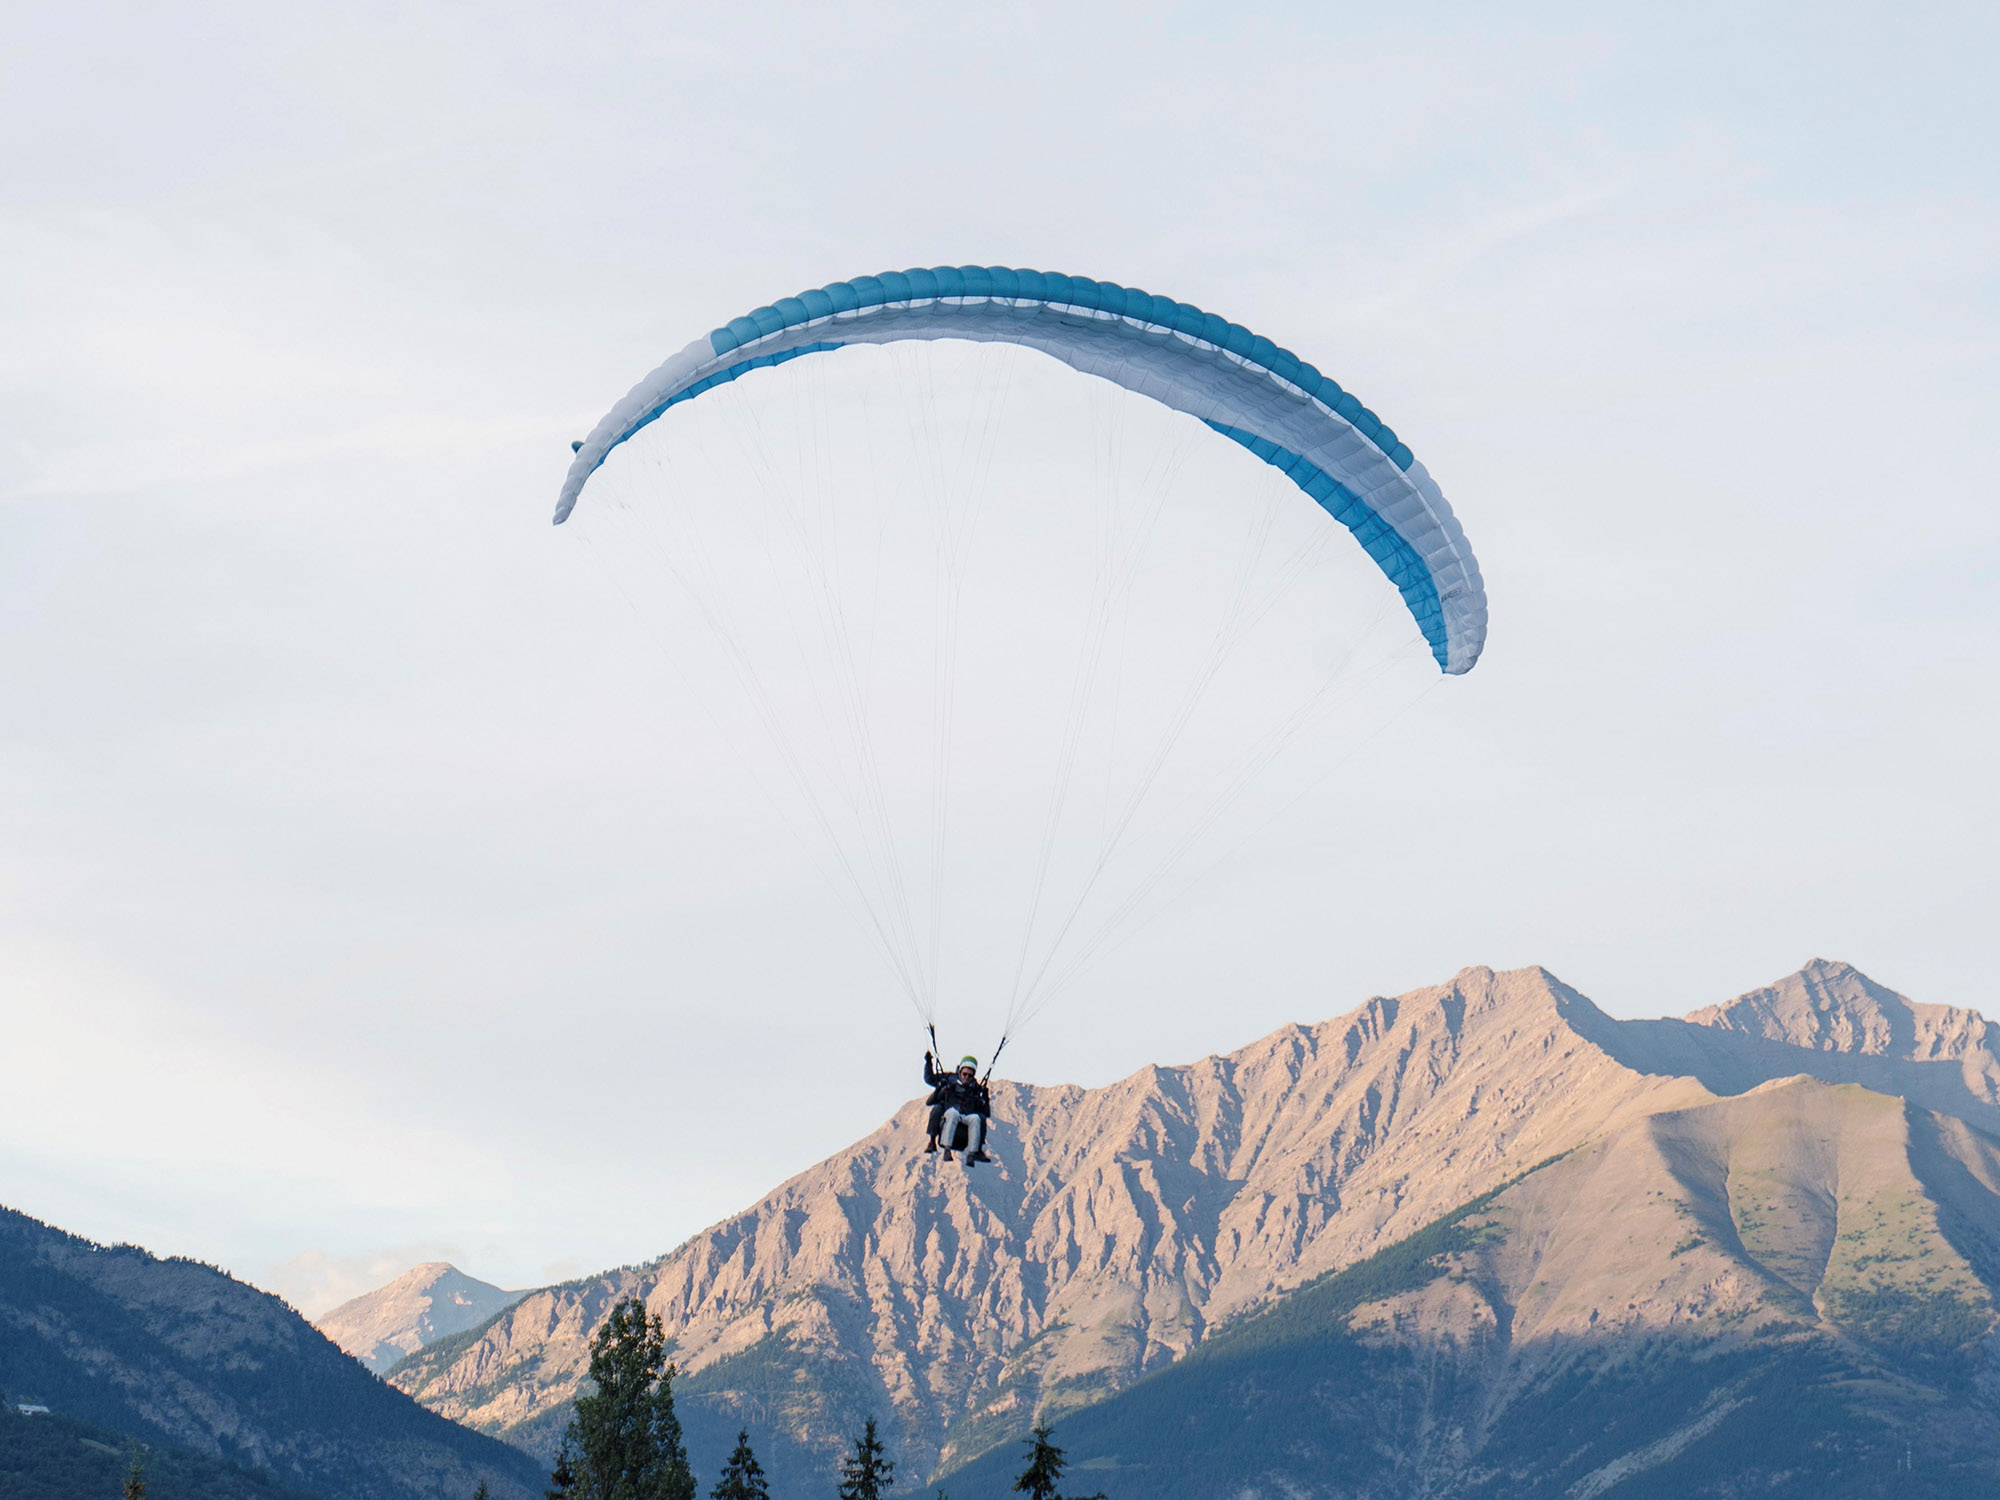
left=2, top=0, right=1994, bottom=1312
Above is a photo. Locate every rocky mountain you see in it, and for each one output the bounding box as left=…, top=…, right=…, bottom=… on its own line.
left=316, top=1263, right=525, bottom=1374
left=388, top=960, right=2000, bottom=1494
left=0, top=1206, right=545, bottom=1500
left=944, top=1075, right=2000, bottom=1497
left=1569, top=958, right=2000, bottom=1135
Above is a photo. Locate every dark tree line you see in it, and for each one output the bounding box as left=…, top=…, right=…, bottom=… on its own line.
left=536, top=1299, right=1107, bottom=1499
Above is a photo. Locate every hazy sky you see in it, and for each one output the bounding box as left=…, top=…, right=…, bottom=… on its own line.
left=3, top=0, right=1994, bottom=1315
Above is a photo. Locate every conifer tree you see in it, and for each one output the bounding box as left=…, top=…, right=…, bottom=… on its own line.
left=474, top=1484, right=491, bottom=1500
left=835, top=1416, right=895, bottom=1500
left=547, top=1434, right=580, bottom=1498
left=1012, top=1424, right=1103, bottom=1500
left=710, top=1428, right=769, bottom=1500
left=548, top=1297, right=696, bottom=1500
left=122, top=1450, right=147, bottom=1500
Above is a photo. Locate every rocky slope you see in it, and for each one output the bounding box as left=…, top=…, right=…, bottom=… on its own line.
left=389, top=960, right=2000, bottom=1492
left=946, top=1074, right=2000, bottom=1497
left=0, top=1207, right=544, bottom=1500
left=316, top=1263, right=524, bottom=1374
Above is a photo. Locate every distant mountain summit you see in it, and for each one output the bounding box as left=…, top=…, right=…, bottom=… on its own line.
left=1695, top=956, right=1998, bottom=1065
left=1573, top=958, right=2000, bottom=1133
left=316, top=1263, right=525, bottom=1374
left=387, top=962, right=2000, bottom=1494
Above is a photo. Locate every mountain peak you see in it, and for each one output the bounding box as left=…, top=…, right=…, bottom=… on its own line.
left=381, top=1260, right=455, bottom=1290
left=1688, top=960, right=1993, bottom=1062
left=316, top=1262, right=525, bottom=1375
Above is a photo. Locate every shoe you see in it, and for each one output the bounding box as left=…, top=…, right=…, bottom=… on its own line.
left=968, top=1150, right=992, bottom=1164
left=924, top=1137, right=937, bottom=1154
left=942, top=1150, right=955, bottom=1162
left=963, top=1154, right=975, bottom=1169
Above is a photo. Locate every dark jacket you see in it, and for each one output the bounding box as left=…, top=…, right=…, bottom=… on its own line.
left=923, top=1056, right=991, bottom=1119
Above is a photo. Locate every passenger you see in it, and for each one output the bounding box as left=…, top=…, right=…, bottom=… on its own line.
left=923, top=1052, right=993, bottom=1166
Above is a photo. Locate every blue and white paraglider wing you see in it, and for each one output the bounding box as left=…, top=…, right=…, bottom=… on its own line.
left=554, top=267, right=1486, bottom=675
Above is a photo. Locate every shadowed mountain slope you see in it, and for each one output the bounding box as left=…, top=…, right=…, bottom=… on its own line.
left=0, top=1400, right=328, bottom=1500
left=391, top=960, right=1998, bottom=1493
left=316, top=1263, right=525, bottom=1374
left=0, top=1207, right=544, bottom=1500
left=940, top=1077, right=2000, bottom=1498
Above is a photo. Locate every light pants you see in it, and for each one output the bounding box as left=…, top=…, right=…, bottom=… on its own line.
left=941, top=1107, right=984, bottom=1154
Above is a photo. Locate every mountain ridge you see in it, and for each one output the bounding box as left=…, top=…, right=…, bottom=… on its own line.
left=1566, top=958, right=2000, bottom=1134
left=387, top=960, right=2000, bottom=1491
left=378, top=964, right=2000, bottom=1496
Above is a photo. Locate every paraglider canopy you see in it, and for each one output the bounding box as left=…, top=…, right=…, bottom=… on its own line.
left=556, top=266, right=1485, bottom=675
left=556, top=264, right=1489, bottom=1060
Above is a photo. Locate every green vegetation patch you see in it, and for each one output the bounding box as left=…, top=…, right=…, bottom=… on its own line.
left=1824, top=1281, right=1994, bottom=1369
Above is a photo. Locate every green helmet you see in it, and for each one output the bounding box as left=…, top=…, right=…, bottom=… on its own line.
left=959, top=1055, right=978, bottom=1069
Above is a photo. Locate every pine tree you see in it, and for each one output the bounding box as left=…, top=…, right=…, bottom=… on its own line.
left=474, top=1484, right=491, bottom=1500
left=710, top=1428, right=769, bottom=1500
left=549, top=1297, right=696, bottom=1500
left=835, top=1416, right=895, bottom=1500
left=1012, top=1424, right=1103, bottom=1500
left=122, top=1450, right=147, bottom=1500
left=546, top=1434, right=580, bottom=1498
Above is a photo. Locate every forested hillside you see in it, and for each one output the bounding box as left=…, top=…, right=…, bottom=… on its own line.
left=0, top=1402, right=327, bottom=1500
left=0, top=1206, right=544, bottom=1500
